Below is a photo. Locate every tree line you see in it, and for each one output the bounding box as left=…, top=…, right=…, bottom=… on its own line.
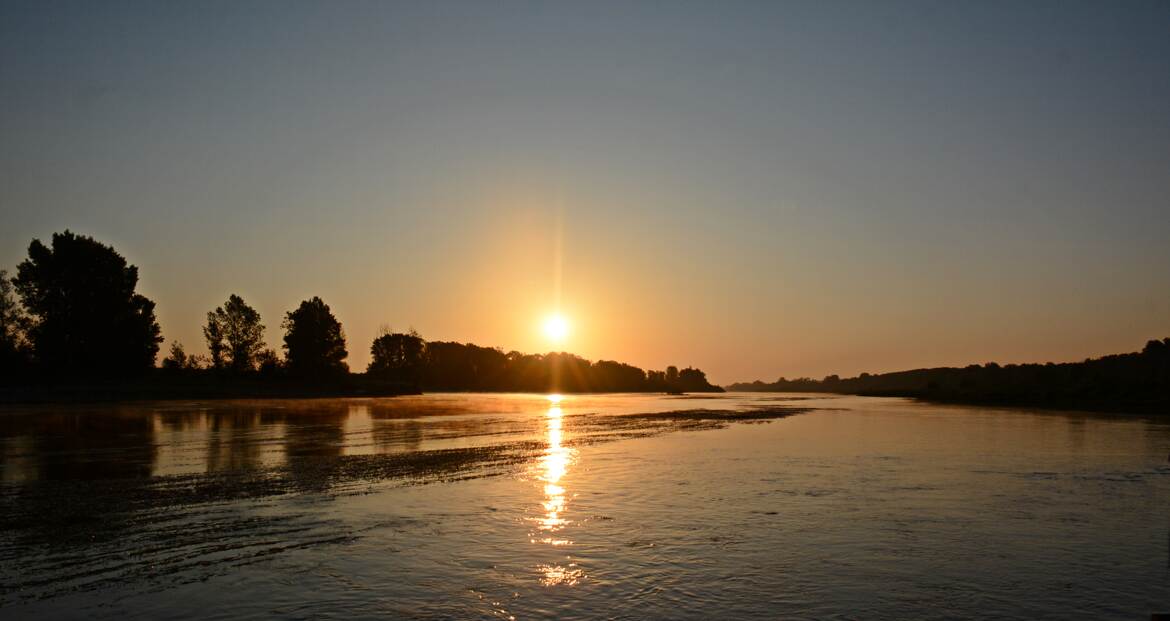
left=400, top=339, right=718, bottom=393
left=727, top=339, right=1170, bottom=411
left=0, top=231, right=721, bottom=395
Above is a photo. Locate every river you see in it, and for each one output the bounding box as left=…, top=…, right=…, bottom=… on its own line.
left=1, top=393, right=1167, bottom=619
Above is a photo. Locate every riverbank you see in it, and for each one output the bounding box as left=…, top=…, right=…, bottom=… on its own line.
left=724, top=388, right=1168, bottom=415
left=880, top=391, right=1168, bottom=415
left=0, top=374, right=722, bottom=404
left=0, top=374, right=419, bottom=404
left=726, top=338, right=1170, bottom=415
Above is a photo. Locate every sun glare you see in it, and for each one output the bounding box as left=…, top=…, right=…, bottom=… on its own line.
left=542, top=314, right=570, bottom=343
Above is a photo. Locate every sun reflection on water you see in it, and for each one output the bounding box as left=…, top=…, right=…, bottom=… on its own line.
left=532, top=394, right=580, bottom=585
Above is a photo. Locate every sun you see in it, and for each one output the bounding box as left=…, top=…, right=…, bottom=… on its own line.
left=542, top=314, right=570, bottom=343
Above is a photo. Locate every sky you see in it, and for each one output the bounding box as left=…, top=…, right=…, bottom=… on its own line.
left=2, top=1, right=1168, bottom=384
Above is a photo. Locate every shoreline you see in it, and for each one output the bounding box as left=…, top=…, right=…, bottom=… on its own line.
left=0, top=377, right=418, bottom=405
left=725, top=389, right=1169, bottom=416
left=0, top=382, right=724, bottom=405
left=0, top=382, right=1156, bottom=413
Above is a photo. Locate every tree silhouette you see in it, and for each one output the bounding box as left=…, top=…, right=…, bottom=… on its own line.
left=162, top=340, right=205, bottom=371
left=0, top=270, right=31, bottom=375
left=677, top=367, right=712, bottom=391
left=204, top=294, right=266, bottom=372
left=13, top=231, right=161, bottom=375
left=409, top=340, right=721, bottom=393
left=726, top=337, right=1170, bottom=409
left=368, top=330, right=425, bottom=385
left=203, top=313, right=225, bottom=369
left=282, top=297, right=348, bottom=379
left=256, top=348, right=281, bottom=375
left=162, top=341, right=190, bottom=371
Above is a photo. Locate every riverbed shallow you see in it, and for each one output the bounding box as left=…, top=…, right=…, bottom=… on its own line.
left=1, top=393, right=1168, bottom=619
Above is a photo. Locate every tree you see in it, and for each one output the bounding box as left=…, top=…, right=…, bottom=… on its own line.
left=368, top=330, right=425, bottom=384
left=0, top=270, right=31, bottom=375
left=162, top=340, right=190, bottom=370
left=203, top=314, right=225, bottom=369
left=677, top=367, right=714, bottom=391
left=256, top=348, right=281, bottom=375
left=282, top=297, right=348, bottom=378
left=162, top=340, right=205, bottom=371
left=14, top=231, right=162, bottom=375
left=204, top=294, right=266, bottom=372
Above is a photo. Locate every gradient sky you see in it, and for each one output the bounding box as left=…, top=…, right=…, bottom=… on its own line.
left=2, top=1, right=1168, bottom=384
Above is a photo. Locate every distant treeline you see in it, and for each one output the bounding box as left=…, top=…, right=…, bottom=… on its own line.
left=727, top=339, right=1170, bottom=411
left=0, top=231, right=720, bottom=398
left=412, top=340, right=718, bottom=393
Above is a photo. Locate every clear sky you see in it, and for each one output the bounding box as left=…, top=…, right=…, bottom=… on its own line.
left=2, top=1, right=1168, bottom=384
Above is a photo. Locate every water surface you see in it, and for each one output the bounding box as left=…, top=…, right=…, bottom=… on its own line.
left=1, top=393, right=1167, bottom=619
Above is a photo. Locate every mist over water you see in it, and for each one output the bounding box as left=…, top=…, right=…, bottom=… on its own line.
left=1, top=393, right=1168, bottom=619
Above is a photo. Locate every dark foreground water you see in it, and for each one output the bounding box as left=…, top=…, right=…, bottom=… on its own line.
left=1, top=393, right=1168, bottom=620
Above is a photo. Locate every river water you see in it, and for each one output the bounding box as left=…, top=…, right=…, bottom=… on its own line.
left=1, top=393, right=1168, bottom=619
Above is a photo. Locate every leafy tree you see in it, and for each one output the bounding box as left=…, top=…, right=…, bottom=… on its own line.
left=677, top=367, right=712, bottom=391
left=0, top=270, right=31, bottom=374
left=590, top=359, right=647, bottom=391
left=202, top=313, right=225, bottom=369
left=368, top=330, right=425, bottom=384
left=282, top=297, right=348, bottom=378
left=204, top=294, right=266, bottom=372
left=411, top=340, right=722, bottom=393
left=162, top=340, right=205, bottom=371
left=14, top=231, right=162, bottom=374
left=162, top=340, right=190, bottom=370
left=256, top=348, right=282, bottom=375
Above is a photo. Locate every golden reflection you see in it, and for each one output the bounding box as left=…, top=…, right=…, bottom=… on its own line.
left=536, top=563, right=584, bottom=587
left=533, top=394, right=580, bottom=585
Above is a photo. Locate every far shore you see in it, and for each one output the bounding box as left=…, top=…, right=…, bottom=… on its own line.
left=724, top=388, right=1169, bottom=416
left=725, top=338, right=1170, bottom=417
left=0, top=377, right=726, bottom=405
